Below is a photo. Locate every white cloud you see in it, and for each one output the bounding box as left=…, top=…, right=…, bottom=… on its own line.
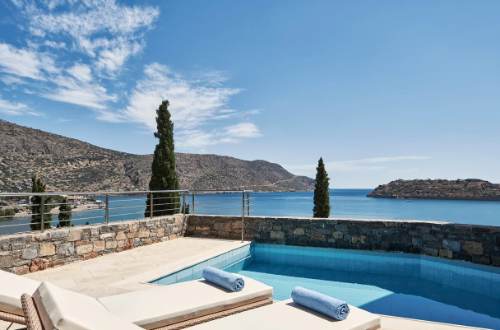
left=345, top=156, right=431, bottom=164
left=2, top=1, right=260, bottom=148
left=0, top=1, right=155, bottom=114
left=113, top=63, right=259, bottom=148
left=67, top=63, right=92, bottom=82
left=0, top=75, right=26, bottom=85
left=224, top=122, right=261, bottom=139
left=41, top=0, right=77, bottom=10
left=120, top=63, right=238, bottom=129
left=0, top=42, right=115, bottom=111
left=176, top=123, right=261, bottom=148
left=18, top=0, right=159, bottom=74
left=31, top=0, right=158, bottom=36
left=95, top=38, right=142, bottom=74
left=287, top=156, right=431, bottom=175
left=42, top=74, right=116, bottom=110
left=0, top=43, right=57, bottom=80
left=0, top=97, right=40, bottom=116
left=43, top=40, right=66, bottom=49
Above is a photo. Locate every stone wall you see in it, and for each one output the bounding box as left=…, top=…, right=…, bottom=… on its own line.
left=186, top=215, right=500, bottom=267
left=2, top=214, right=499, bottom=275
left=0, top=215, right=186, bottom=274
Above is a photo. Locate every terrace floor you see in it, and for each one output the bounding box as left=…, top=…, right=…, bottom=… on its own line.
left=24, top=237, right=249, bottom=297
left=1, top=237, right=485, bottom=330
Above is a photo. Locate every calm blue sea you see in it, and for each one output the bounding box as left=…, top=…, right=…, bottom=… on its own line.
left=1, top=189, right=500, bottom=235
left=196, top=189, right=500, bottom=225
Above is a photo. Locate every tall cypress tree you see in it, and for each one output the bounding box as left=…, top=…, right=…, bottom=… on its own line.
left=145, top=100, right=180, bottom=217
left=313, top=157, right=331, bottom=218
left=31, top=175, right=52, bottom=230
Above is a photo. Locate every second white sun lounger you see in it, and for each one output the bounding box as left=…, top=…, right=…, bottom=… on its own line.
left=188, top=299, right=381, bottom=330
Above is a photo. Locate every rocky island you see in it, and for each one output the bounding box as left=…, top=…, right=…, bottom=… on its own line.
left=368, top=179, right=500, bottom=201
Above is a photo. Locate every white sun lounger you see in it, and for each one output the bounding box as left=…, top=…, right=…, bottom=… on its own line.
left=1, top=268, right=272, bottom=329
left=188, top=299, right=381, bottom=330
left=19, top=275, right=273, bottom=330
left=0, top=270, right=40, bottom=325
left=98, top=275, right=273, bottom=329
left=25, top=282, right=143, bottom=330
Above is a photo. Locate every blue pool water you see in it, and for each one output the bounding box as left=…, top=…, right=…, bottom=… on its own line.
left=153, top=243, right=500, bottom=329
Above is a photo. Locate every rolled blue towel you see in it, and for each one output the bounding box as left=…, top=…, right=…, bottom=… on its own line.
left=202, top=266, right=245, bottom=292
left=291, top=287, right=350, bottom=320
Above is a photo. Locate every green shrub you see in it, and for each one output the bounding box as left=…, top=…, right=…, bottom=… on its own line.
left=0, top=207, right=15, bottom=220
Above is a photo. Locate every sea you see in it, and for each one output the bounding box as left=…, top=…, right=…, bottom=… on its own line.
left=1, top=189, right=500, bottom=235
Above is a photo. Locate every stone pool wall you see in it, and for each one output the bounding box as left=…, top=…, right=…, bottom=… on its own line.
left=0, top=215, right=186, bottom=274
left=186, top=215, right=500, bottom=267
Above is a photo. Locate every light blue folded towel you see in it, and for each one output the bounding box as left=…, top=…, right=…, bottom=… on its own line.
left=291, top=286, right=350, bottom=320
left=202, top=266, right=245, bottom=292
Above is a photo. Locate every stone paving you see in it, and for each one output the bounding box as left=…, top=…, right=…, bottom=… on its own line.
left=23, top=236, right=249, bottom=297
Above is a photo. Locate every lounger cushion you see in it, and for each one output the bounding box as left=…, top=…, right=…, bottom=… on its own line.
left=0, top=270, right=39, bottom=315
left=188, top=299, right=381, bottom=330
left=33, top=282, right=142, bottom=330
left=99, top=275, right=273, bottom=329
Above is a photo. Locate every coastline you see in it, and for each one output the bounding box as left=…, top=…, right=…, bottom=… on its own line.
left=10, top=202, right=101, bottom=218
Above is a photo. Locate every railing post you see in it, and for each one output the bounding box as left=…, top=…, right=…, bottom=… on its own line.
left=191, top=191, right=195, bottom=214
left=246, top=191, right=250, bottom=216
left=104, top=194, right=109, bottom=225
left=241, top=191, right=245, bottom=242
left=182, top=192, right=186, bottom=214
left=149, top=192, right=154, bottom=219
left=40, top=195, right=45, bottom=232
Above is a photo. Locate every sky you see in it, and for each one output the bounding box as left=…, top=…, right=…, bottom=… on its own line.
left=0, top=0, right=500, bottom=188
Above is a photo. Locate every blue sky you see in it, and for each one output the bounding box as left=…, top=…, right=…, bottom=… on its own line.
left=1, top=0, right=500, bottom=188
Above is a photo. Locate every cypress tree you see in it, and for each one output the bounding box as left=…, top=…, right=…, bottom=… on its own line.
left=58, top=197, right=72, bottom=227
left=31, top=175, right=52, bottom=230
left=145, top=100, right=180, bottom=217
left=313, top=157, right=331, bottom=218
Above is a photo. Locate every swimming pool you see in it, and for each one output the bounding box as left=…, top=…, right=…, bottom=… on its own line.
left=152, top=243, right=500, bottom=329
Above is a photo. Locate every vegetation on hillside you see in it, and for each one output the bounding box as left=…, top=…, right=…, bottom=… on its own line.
left=0, top=207, right=15, bottom=220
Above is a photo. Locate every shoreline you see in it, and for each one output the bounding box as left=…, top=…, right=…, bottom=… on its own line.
left=11, top=202, right=102, bottom=218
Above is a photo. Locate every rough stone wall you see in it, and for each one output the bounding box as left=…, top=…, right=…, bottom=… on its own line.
left=186, top=215, right=500, bottom=267
left=0, top=215, right=186, bottom=274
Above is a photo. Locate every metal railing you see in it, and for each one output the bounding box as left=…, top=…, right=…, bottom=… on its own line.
left=0, top=189, right=251, bottom=239
left=188, top=190, right=251, bottom=241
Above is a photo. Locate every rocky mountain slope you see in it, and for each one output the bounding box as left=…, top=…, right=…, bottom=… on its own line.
left=0, top=120, right=314, bottom=192
left=368, top=179, right=500, bottom=201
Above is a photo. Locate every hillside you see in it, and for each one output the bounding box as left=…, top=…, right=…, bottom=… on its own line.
left=0, top=120, right=314, bottom=192
left=368, top=179, right=500, bottom=201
